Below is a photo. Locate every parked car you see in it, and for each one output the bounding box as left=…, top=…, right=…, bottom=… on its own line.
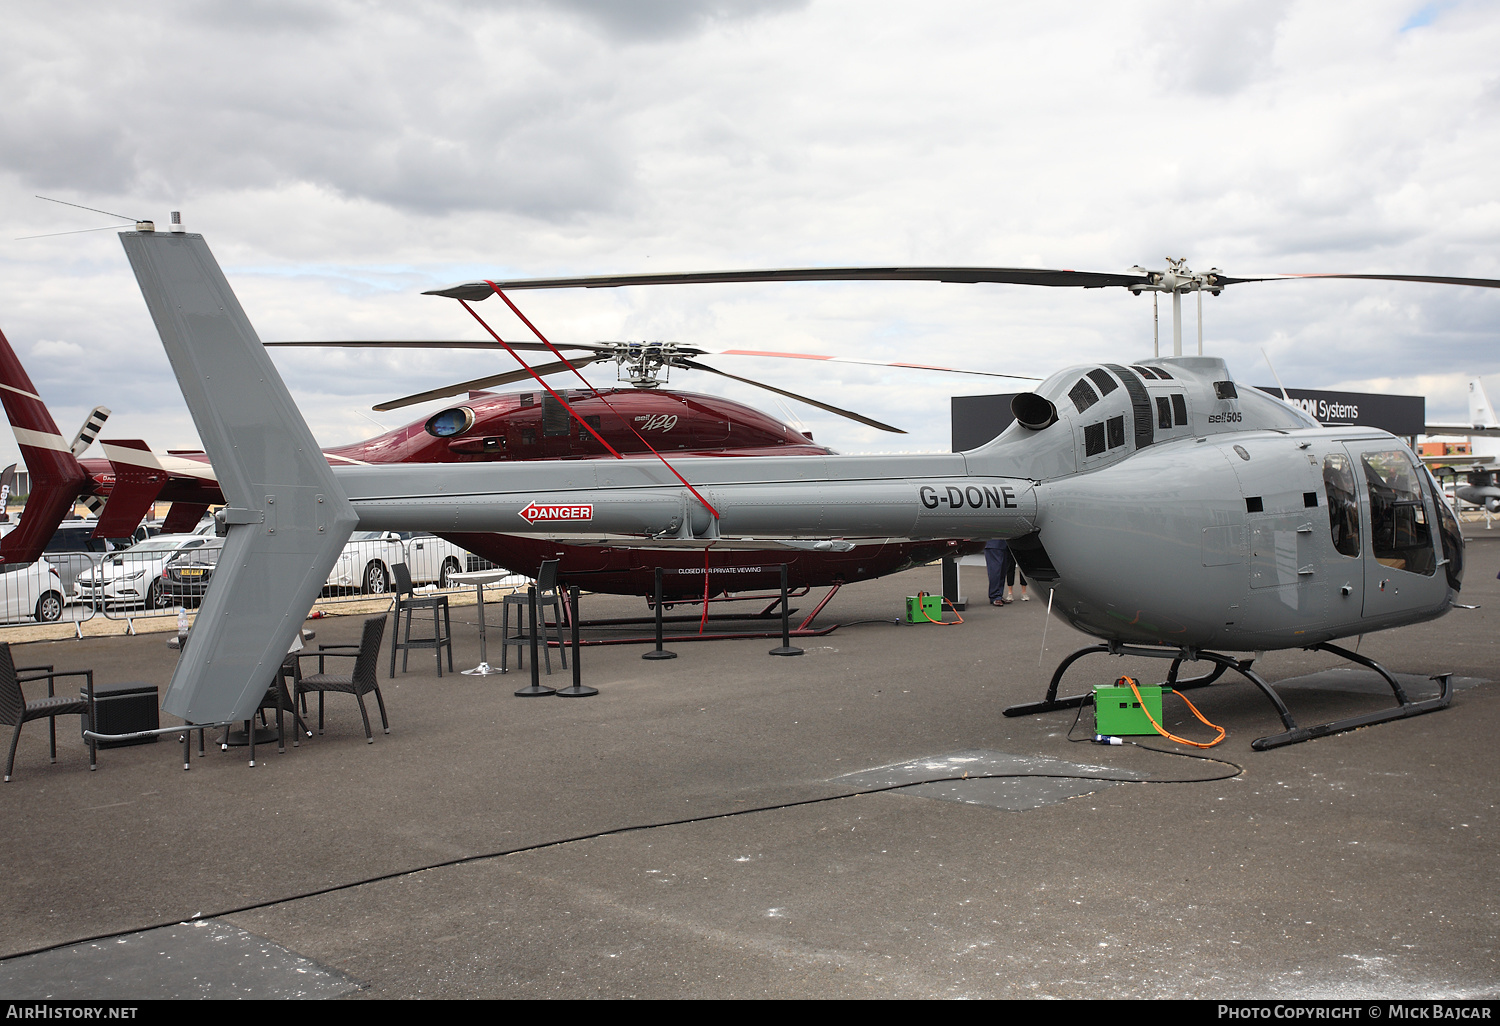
left=0, top=558, right=66, bottom=623
left=161, top=538, right=224, bottom=608
left=400, top=532, right=470, bottom=588
left=0, top=519, right=140, bottom=597
left=73, top=533, right=216, bottom=609
left=325, top=531, right=407, bottom=594
left=163, top=532, right=418, bottom=606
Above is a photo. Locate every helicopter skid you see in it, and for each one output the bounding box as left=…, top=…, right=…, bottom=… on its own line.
left=1004, top=641, right=1453, bottom=751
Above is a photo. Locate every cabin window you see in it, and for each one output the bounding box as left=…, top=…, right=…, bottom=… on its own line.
left=1426, top=467, right=1465, bottom=591
left=1069, top=380, right=1099, bottom=414
left=1323, top=453, right=1360, bottom=558
left=1106, top=415, right=1126, bottom=449
left=1156, top=397, right=1172, bottom=430
left=1087, top=369, right=1119, bottom=396
left=1361, top=450, right=1435, bottom=576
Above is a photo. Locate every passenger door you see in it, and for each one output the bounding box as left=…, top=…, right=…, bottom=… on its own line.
left=1318, top=449, right=1364, bottom=623
left=1349, top=445, right=1446, bottom=620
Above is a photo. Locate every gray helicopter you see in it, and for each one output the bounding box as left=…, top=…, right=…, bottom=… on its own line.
left=117, top=229, right=1488, bottom=750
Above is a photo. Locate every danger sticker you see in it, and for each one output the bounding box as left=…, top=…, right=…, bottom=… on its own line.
left=519, top=501, right=593, bottom=524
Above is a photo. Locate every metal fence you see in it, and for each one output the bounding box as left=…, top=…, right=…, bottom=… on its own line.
left=0, top=533, right=531, bottom=634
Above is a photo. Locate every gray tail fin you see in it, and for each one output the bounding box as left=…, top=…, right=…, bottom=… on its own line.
left=120, top=230, right=358, bottom=724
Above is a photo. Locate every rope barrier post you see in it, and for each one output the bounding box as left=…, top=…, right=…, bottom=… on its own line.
left=556, top=586, right=597, bottom=697
left=769, top=563, right=803, bottom=657
left=515, top=585, right=555, bottom=697
left=643, top=567, right=677, bottom=661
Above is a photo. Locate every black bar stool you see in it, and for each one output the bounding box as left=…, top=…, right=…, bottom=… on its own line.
left=389, top=562, right=453, bottom=677
left=500, top=560, right=568, bottom=674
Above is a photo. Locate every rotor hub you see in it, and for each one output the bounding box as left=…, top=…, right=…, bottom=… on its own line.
left=613, top=341, right=680, bottom=388
left=1127, top=258, right=1225, bottom=297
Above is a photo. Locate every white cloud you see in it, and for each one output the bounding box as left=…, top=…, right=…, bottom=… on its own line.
left=30, top=339, right=86, bottom=361
left=0, top=0, right=1495, bottom=472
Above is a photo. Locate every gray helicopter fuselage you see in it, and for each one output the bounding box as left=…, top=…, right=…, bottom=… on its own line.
left=118, top=230, right=1462, bottom=724
left=957, top=357, right=1462, bottom=650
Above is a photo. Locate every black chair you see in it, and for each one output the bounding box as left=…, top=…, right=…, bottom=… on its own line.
left=389, top=562, right=453, bottom=677
left=243, top=656, right=312, bottom=765
left=0, top=642, right=96, bottom=782
left=293, top=617, right=390, bottom=743
left=500, top=560, right=567, bottom=674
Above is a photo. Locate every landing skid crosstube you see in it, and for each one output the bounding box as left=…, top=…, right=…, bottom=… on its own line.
left=1003, top=640, right=1453, bottom=750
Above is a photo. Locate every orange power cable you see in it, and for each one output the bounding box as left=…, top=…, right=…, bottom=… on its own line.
left=1120, top=676, right=1226, bottom=749
left=914, top=591, right=964, bottom=625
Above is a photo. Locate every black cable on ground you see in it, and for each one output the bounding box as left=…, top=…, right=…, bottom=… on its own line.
left=0, top=757, right=1242, bottom=964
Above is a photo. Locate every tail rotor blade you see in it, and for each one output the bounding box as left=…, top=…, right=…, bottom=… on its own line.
left=70, top=405, right=111, bottom=457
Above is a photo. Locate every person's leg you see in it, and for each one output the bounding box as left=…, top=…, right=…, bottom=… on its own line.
left=985, top=544, right=1006, bottom=604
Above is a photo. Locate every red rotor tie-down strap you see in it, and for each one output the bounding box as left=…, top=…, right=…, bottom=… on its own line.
left=700, top=544, right=712, bottom=633
left=482, top=281, right=721, bottom=521
left=458, top=299, right=624, bottom=458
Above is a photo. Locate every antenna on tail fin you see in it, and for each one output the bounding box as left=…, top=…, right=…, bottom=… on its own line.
left=120, top=230, right=358, bottom=724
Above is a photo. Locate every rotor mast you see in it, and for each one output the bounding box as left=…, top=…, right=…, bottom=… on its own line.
left=1128, top=258, right=1223, bottom=357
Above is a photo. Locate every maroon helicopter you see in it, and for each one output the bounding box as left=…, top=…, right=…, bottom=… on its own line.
left=0, top=326, right=1024, bottom=600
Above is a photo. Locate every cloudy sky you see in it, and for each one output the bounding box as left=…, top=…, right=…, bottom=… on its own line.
left=0, top=0, right=1496, bottom=469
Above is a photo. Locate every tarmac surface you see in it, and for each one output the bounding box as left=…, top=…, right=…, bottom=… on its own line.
left=1, top=536, right=1498, bottom=999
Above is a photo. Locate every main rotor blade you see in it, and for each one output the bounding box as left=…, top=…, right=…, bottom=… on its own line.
left=373, top=353, right=612, bottom=412
left=428, top=266, right=1500, bottom=299
left=1216, top=272, right=1500, bottom=289
left=704, top=349, right=1040, bottom=382
left=426, top=266, right=1151, bottom=299
left=678, top=359, right=907, bottom=434
left=266, top=339, right=613, bottom=353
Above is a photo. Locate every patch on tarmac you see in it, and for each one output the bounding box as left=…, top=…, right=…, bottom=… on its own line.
left=836, top=749, right=1147, bottom=812
left=0, top=920, right=361, bottom=1000
left=1273, top=668, right=1488, bottom=696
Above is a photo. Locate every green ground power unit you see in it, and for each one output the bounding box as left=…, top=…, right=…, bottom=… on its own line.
left=1093, top=684, right=1170, bottom=736
left=903, top=595, right=945, bottom=623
